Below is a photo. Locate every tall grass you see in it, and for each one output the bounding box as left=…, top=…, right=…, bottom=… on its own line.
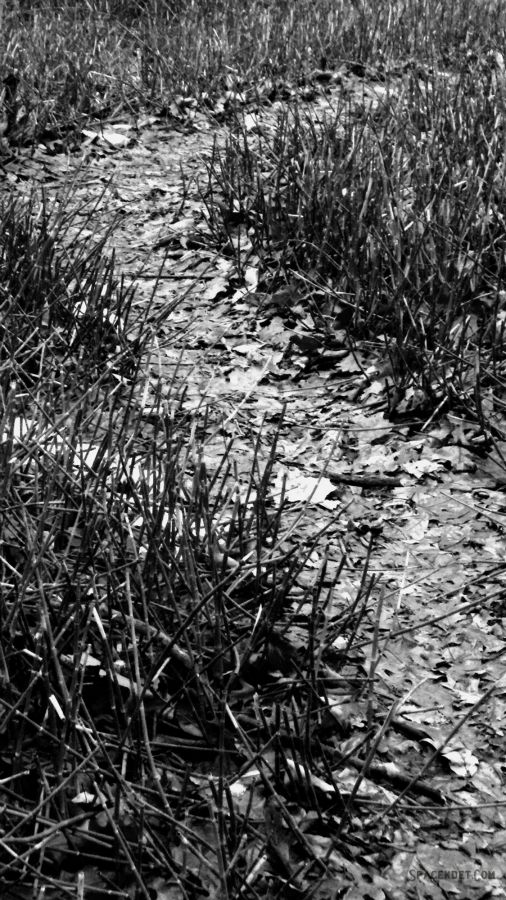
left=3, top=0, right=506, bottom=144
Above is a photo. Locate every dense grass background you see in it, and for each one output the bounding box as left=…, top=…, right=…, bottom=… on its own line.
left=2, top=0, right=506, bottom=143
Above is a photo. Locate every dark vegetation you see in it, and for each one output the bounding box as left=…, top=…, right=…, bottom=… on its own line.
left=2, top=1, right=506, bottom=897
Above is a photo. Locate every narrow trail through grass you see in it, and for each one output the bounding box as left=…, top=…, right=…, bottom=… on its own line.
left=3, top=16, right=506, bottom=900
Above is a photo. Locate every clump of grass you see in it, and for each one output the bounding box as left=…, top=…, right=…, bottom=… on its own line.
left=205, top=61, right=506, bottom=425
left=0, top=191, right=140, bottom=405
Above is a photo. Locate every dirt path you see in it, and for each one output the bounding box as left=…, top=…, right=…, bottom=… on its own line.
left=5, top=75, right=506, bottom=897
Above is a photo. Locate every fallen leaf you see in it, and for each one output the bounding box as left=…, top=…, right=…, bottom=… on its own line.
left=273, top=468, right=340, bottom=507
left=203, top=275, right=229, bottom=300
left=101, top=129, right=130, bottom=148
left=442, top=747, right=479, bottom=778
